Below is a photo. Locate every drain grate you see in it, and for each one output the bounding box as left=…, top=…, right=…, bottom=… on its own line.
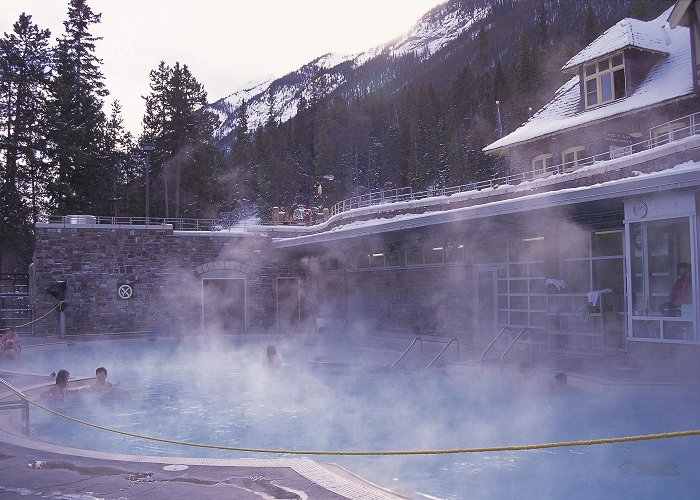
left=125, top=472, right=155, bottom=482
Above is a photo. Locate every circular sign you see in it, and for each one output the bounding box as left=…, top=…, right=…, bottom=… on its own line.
left=633, top=201, right=648, bottom=218
left=118, top=284, right=133, bottom=299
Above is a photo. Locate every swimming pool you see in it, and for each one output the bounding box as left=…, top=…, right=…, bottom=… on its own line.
left=7, top=337, right=700, bottom=499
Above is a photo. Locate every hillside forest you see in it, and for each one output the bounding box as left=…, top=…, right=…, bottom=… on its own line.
left=0, top=0, right=673, bottom=270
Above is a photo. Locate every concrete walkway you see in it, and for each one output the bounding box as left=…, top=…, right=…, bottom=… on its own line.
left=0, top=431, right=405, bottom=499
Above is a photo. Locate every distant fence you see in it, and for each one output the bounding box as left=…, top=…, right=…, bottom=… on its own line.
left=0, top=273, right=31, bottom=333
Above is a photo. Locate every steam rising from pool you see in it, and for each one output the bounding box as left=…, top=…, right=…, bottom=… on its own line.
left=20, top=338, right=700, bottom=499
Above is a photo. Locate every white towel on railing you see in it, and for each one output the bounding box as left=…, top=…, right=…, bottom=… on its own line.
left=587, top=288, right=613, bottom=306
left=545, top=279, right=568, bottom=291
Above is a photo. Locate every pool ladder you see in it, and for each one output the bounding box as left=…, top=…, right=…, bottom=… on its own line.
left=0, top=377, right=30, bottom=435
left=481, top=327, right=532, bottom=370
left=393, top=337, right=460, bottom=367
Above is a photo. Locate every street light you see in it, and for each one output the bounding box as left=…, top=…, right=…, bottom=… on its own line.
left=141, top=142, right=155, bottom=223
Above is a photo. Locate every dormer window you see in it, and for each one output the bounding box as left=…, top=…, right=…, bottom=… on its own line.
left=584, top=52, right=626, bottom=108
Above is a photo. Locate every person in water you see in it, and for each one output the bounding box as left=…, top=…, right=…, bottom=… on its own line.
left=42, top=369, right=75, bottom=398
left=0, top=330, right=21, bottom=359
left=90, top=366, right=113, bottom=391
left=266, top=344, right=282, bottom=367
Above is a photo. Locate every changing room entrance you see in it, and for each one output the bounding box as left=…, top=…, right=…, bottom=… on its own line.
left=202, top=278, right=246, bottom=331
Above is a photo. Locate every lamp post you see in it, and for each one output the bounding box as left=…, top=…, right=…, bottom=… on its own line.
left=496, top=100, right=503, bottom=139
left=141, top=142, right=155, bottom=223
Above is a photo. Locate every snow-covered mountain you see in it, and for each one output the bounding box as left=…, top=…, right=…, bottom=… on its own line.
left=207, top=0, right=489, bottom=150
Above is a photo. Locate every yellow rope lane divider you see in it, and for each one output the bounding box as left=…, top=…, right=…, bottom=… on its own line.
left=1, top=378, right=699, bottom=456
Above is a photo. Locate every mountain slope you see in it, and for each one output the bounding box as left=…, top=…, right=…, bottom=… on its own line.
left=208, top=0, right=490, bottom=150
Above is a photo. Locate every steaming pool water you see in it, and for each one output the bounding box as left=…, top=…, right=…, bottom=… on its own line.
left=6, top=337, right=700, bottom=499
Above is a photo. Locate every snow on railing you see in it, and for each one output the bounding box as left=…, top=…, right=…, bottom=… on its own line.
left=46, top=215, right=226, bottom=231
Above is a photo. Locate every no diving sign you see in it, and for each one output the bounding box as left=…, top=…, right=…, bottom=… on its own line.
left=118, top=284, right=133, bottom=299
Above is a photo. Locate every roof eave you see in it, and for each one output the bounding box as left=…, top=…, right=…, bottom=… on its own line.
left=561, top=45, right=670, bottom=73
left=483, top=93, right=697, bottom=156
left=668, top=0, right=692, bottom=28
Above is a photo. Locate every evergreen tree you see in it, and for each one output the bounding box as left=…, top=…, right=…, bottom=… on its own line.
left=141, top=61, right=218, bottom=219
left=44, top=0, right=109, bottom=215
left=536, top=0, right=549, bottom=47
left=228, top=98, right=254, bottom=219
left=0, top=13, right=52, bottom=267
left=582, top=5, right=597, bottom=46
left=515, top=29, right=538, bottom=123
left=102, top=100, right=135, bottom=217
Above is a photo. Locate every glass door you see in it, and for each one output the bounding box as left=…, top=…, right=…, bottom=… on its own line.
left=629, top=217, right=695, bottom=341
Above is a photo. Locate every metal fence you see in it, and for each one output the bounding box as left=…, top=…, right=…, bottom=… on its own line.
left=46, top=215, right=226, bottom=231
left=0, top=273, right=31, bottom=333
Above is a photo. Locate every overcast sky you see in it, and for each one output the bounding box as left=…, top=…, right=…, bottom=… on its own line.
left=2, top=0, right=445, bottom=136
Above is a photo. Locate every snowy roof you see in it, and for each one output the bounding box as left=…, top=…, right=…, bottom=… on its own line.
left=484, top=8, right=692, bottom=153
left=561, top=13, right=673, bottom=72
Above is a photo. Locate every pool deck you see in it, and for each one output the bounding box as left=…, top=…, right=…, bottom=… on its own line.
left=1, top=333, right=699, bottom=499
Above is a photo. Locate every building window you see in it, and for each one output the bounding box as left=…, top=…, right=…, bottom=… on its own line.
left=651, top=119, right=690, bottom=147
left=561, top=146, right=587, bottom=171
left=370, top=252, right=385, bottom=268
left=584, top=53, right=626, bottom=109
left=630, top=218, right=694, bottom=341
left=425, top=245, right=444, bottom=264
left=407, top=248, right=424, bottom=266
left=532, top=154, right=553, bottom=175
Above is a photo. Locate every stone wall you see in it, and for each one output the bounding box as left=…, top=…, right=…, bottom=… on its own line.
left=31, top=224, right=475, bottom=339
left=32, top=224, right=295, bottom=336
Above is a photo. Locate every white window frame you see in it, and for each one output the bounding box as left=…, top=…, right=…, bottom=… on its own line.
left=584, top=52, right=626, bottom=109
left=651, top=119, right=690, bottom=147
left=561, top=146, right=586, bottom=172
left=531, top=154, right=553, bottom=176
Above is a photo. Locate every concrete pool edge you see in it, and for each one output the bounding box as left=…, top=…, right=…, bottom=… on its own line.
left=0, top=423, right=407, bottom=499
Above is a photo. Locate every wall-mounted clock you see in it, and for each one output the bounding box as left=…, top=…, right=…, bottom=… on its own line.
left=633, top=201, right=648, bottom=218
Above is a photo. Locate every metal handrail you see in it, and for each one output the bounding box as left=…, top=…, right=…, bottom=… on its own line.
left=426, top=338, right=460, bottom=368
left=481, top=327, right=511, bottom=366
left=0, top=377, right=30, bottom=435
left=393, top=337, right=422, bottom=367
left=499, top=328, right=531, bottom=371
